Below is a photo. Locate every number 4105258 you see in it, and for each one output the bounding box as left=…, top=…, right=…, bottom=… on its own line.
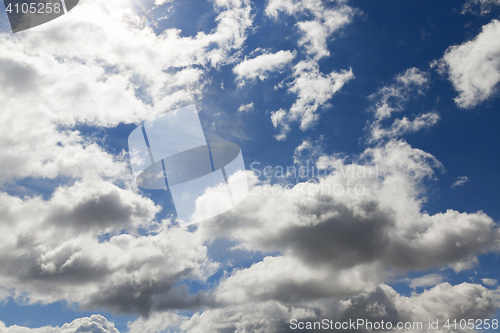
left=5, top=2, right=62, bottom=14
left=444, top=319, right=498, bottom=330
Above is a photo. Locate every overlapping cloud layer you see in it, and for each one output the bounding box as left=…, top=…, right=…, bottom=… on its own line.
left=1, top=0, right=500, bottom=332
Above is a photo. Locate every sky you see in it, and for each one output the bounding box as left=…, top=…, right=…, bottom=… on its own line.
left=1, top=0, right=500, bottom=332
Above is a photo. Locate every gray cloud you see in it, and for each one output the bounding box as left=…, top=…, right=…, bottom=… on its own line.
left=126, top=282, right=500, bottom=333
left=192, top=140, right=498, bottom=306
left=46, top=189, right=149, bottom=232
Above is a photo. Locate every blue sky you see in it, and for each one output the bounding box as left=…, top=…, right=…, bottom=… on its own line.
left=1, top=0, right=500, bottom=332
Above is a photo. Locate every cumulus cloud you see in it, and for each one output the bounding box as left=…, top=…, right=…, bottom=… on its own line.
left=1, top=0, right=499, bottom=331
left=127, top=282, right=500, bottom=333
left=266, top=0, right=356, bottom=59
left=190, top=139, right=497, bottom=308
left=0, top=0, right=255, bottom=185
left=262, top=1, right=357, bottom=139
left=272, top=60, right=354, bottom=140
left=338, top=283, right=500, bottom=333
left=0, top=0, right=254, bottom=318
left=0, top=179, right=219, bottom=316
left=233, top=50, right=295, bottom=84
left=436, top=19, right=500, bottom=109
left=0, top=314, right=118, bottom=333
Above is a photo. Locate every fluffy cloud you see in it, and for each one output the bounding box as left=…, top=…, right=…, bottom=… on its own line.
left=233, top=50, right=295, bottom=84
left=266, top=0, right=356, bottom=59
left=128, top=301, right=298, bottom=333
left=0, top=0, right=255, bottom=317
left=263, top=1, right=356, bottom=139
left=437, top=19, right=500, bottom=109
left=126, top=282, right=500, bottom=333
left=191, top=139, right=497, bottom=308
left=338, top=282, right=500, bottom=333
left=0, top=179, right=219, bottom=316
left=0, top=0, right=255, bottom=184
left=272, top=60, right=354, bottom=140
left=10, top=281, right=497, bottom=332
left=238, top=102, right=254, bottom=113
left=1, top=0, right=500, bottom=331
left=0, top=315, right=119, bottom=333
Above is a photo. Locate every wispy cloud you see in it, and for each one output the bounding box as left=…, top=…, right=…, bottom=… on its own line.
left=462, top=0, right=500, bottom=15
left=409, top=274, right=445, bottom=289
left=369, top=67, right=429, bottom=121
left=451, top=176, right=470, bottom=188
left=233, top=50, right=295, bottom=85
left=367, top=67, right=437, bottom=143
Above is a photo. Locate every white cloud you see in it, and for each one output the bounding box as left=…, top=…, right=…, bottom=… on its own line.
left=191, top=139, right=497, bottom=307
left=463, top=0, right=500, bottom=15
left=233, top=50, right=295, bottom=84
left=0, top=0, right=255, bottom=184
left=367, top=68, right=436, bottom=143
left=0, top=180, right=218, bottom=315
left=0, top=315, right=119, bottom=333
left=0, top=0, right=255, bottom=316
left=370, top=67, right=429, bottom=121
left=128, top=301, right=306, bottom=333
left=482, top=278, right=498, bottom=286
left=449, top=256, right=480, bottom=273
left=266, top=0, right=356, bottom=59
left=341, top=283, right=500, bottom=333
left=128, top=282, right=500, bottom=333
left=452, top=176, right=470, bottom=188
left=272, top=60, right=354, bottom=140
left=1, top=0, right=499, bottom=330
left=293, top=137, right=324, bottom=165
left=409, top=274, right=445, bottom=289
left=263, top=1, right=357, bottom=138
left=154, top=0, right=174, bottom=6
left=370, top=112, right=440, bottom=142
left=237, top=102, right=254, bottom=113
left=437, top=19, right=500, bottom=109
